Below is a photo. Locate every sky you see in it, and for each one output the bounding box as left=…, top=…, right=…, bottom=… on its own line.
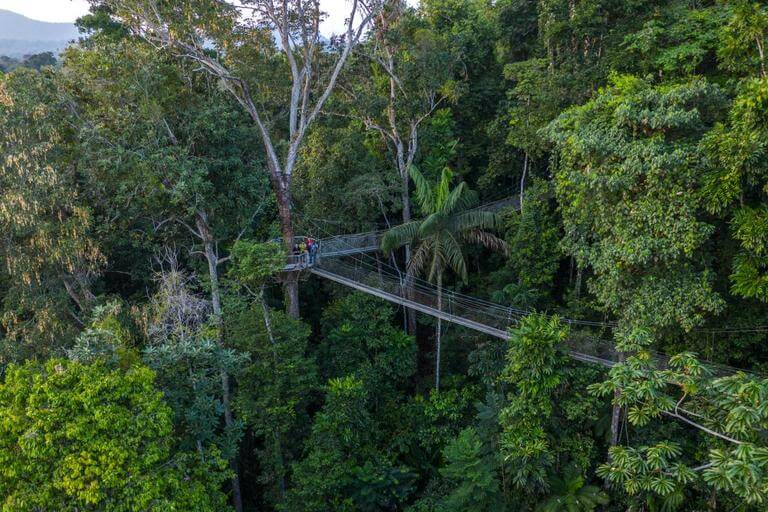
left=0, top=0, right=90, bottom=23
left=0, top=0, right=412, bottom=34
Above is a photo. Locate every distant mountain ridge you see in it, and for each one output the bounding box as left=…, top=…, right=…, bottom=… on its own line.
left=0, top=9, right=79, bottom=57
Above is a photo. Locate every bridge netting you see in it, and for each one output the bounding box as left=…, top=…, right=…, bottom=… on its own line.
left=282, top=198, right=758, bottom=375
left=312, top=256, right=618, bottom=366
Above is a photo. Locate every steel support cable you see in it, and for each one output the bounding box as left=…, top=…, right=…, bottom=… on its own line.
left=319, top=260, right=694, bottom=364
left=323, top=259, right=537, bottom=339
left=296, top=205, right=768, bottom=334
left=293, top=214, right=766, bottom=376
left=314, top=257, right=762, bottom=376
left=313, top=254, right=763, bottom=375
left=298, top=211, right=767, bottom=335
left=295, top=210, right=616, bottom=329
left=324, top=252, right=530, bottom=320
left=313, top=260, right=619, bottom=366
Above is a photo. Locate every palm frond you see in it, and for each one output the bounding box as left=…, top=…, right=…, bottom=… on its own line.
left=460, top=229, right=509, bottom=256
left=441, top=181, right=478, bottom=215
left=441, top=231, right=468, bottom=282
left=427, top=238, right=445, bottom=283
left=448, top=210, right=503, bottom=232
left=435, top=167, right=453, bottom=209
left=381, top=221, right=420, bottom=253
left=418, top=212, right=446, bottom=238
left=409, top=165, right=435, bottom=214
left=407, top=240, right=431, bottom=278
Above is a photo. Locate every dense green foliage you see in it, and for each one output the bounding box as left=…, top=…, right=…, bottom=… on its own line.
left=1, top=0, right=768, bottom=509
left=0, top=358, right=230, bottom=510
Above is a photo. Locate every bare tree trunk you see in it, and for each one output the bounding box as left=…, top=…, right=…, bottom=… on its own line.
left=520, top=152, right=529, bottom=212
left=259, top=288, right=287, bottom=501
left=609, top=393, right=622, bottom=447
left=435, top=271, right=443, bottom=391
left=196, top=213, right=243, bottom=512
left=402, top=173, right=417, bottom=334
left=63, top=272, right=96, bottom=313
left=606, top=352, right=625, bottom=489
left=756, top=36, right=766, bottom=78
left=274, top=181, right=300, bottom=318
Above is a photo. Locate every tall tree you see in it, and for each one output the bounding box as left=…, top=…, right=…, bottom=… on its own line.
left=63, top=37, right=272, bottom=510
left=0, top=68, right=103, bottom=360
left=382, top=165, right=507, bottom=389
left=439, top=427, right=504, bottom=512
left=345, top=0, right=458, bottom=332
left=96, top=0, right=381, bottom=318
left=228, top=239, right=318, bottom=506
left=0, top=358, right=231, bottom=510
left=548, top=74, right=727, bottom=451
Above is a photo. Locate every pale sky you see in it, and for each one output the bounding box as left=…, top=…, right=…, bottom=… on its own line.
left=0, top=0, right=412, bottom=34
left=0, top=0, right=91, bottom=23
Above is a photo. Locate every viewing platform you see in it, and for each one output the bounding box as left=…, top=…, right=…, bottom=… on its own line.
left=282, top=232, right=383, bottom=272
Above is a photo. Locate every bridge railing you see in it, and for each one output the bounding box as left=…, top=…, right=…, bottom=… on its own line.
left=315, top=257, right=619, bottom=364
left=275, top=237, right=319, bottom=271
left=319, top=231, right=384, bottom=257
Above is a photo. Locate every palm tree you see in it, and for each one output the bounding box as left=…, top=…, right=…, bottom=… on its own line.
left=381, top=165, right=507, bottom=390
left=535, top=466, right=609, bottom=512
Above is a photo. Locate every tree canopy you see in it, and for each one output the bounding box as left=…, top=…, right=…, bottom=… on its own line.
left=2, top=0, right=768, bottom=510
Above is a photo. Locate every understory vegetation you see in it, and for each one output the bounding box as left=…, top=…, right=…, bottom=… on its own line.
left=1, top=0, right=768, bottom=510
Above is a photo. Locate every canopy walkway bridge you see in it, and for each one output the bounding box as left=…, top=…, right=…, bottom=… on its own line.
left=284, top=196, right=754, bottom=376
left=283, top=196, right=622, bottom=368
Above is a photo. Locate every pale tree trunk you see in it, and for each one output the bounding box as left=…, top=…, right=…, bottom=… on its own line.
left=196, top=213, right=243, bottom=512
left=605, top=352, right=625, bottom=489
left=609, top=394, right=622, bottom=447
left=756, top=36, right=766, bottom=78
left=520, top=152, right=528, bottom=212
left=258, top=287, right=287, bottom=501
left=126, top=0, right=377, bottom=320
left=401, top=169, right=417, bottom=334
left=608, top=352, right=625, bottom=446
left=362, top=6, right=445, bottom=335
left=62, top=272, right=96, bottom=316
left=435, top=271, right=443, bottom=391
left=390, top=54, right=417, bottom=335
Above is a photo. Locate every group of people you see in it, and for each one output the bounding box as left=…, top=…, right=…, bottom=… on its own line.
left=293, top=237, right=318, bottom=266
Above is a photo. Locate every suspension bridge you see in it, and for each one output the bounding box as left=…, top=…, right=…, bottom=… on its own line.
left=284, top=196, right=620, bottom=368
left=284, top=197, right=760, bottom=376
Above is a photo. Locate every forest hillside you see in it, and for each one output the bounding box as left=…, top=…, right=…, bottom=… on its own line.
left=0, top=9, right=78, bottom=57
left=1, top=0, right=768, bottom=511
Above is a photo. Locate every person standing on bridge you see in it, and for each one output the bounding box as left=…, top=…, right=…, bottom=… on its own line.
left=310, top=238, right=318, bottom=265
left=298, top=240, right=307, bottom=266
